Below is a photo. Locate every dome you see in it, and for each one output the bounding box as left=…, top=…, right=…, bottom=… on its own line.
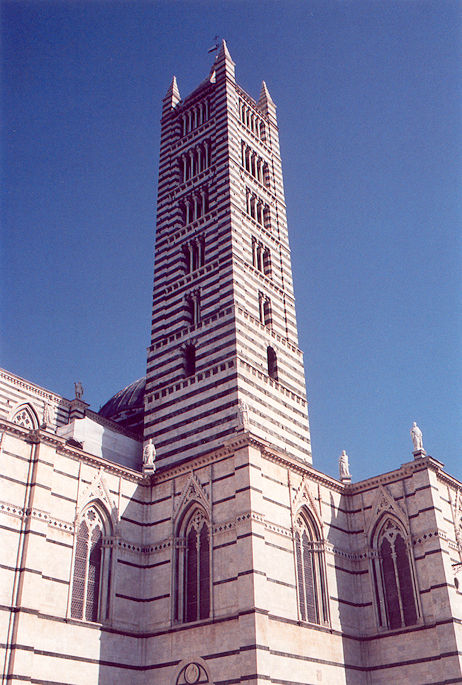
left=99, top=377, right=145, bottom=437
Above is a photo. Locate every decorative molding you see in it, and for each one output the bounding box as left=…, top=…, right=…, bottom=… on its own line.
left=77, top=468, right=119, bottom=531
left=173, top=472, right=210, bottom=523
left=365, top=485, right=409, bottom=540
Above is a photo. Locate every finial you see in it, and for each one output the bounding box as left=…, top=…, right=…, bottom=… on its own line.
left=207, top=35, right=220, bottom=55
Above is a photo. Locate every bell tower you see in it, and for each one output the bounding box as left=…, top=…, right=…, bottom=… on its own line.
left=145, top=41, right=311, bottom=468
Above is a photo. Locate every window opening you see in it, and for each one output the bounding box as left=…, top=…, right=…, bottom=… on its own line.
left=177, top=508, right=211, bottom=623
left=294, top=512, right=329, bottom=625
left=373, top=518, right=419, bottom=629
left=267, top=346, right=278, bottom=380
left=70, top=506, right=106, bottom=622
left=184, top=344, right=196, bottom=376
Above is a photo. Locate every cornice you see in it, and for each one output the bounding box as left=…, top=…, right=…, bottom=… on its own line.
left=0, top=368, right=71, bottom=408
left=0, top=420, right=144, bottom=484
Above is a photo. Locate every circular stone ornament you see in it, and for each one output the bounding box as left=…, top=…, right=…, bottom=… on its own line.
left=184, top=663, right=200, bottom=684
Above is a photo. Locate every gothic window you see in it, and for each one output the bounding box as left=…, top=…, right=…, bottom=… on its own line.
left=180, top=142, right=211, bottom=183
left=241, top=141, right=267, bottom=187
left=175, top=507, right=211, bottom=623
left=181, top=100, right=210, bottom=136
left=372, top=517, right=419, bottom=630
left=12, top=404, right=38, bottom=430
left=185, top=291, right=201, bottom=326
left=183, top=236, right=205, bottom=273
left=239, top=99, right=265, bottom=141
left=181, top=190, right=209, bottom=226
left=267, top=346, right=278, bottom=380
left=184, top=344, right=196, bottom=376
left=70, top=505, right=109, bottom=623
left=252, top=238, right=271, bottom=277
left=264, top=298, right=271, bottom=326
left=176, top=662, right=211, bottom=685
left=258, top=292, right=272, bottom=327
left=294, top=511, right=329, bottom=625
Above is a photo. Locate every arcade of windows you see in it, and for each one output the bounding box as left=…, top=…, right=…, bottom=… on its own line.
left=239, top=98, right=265, bottom=141
left=246, top=189, right=270, bottom=228
left=180, top=141, right=211, bottom=183
left=66, top=496, right=418, bottom=633
left=252, top=237, right=271, bottom=277
left=180, top=189, right=209, bottom=226
left=182, top=236, right=205, bottom=273
left=181, top=99, right=210, bottom=137
left=241, top=141, right=269, bottom=187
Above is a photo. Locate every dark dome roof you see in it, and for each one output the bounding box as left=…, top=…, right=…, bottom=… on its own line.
left=99, top=377, right=145, bottom=437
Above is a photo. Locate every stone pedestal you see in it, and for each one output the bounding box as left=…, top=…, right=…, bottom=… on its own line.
left=413, top=448, right=427, bottom=459
left=69, top=398, right=89, bottom=421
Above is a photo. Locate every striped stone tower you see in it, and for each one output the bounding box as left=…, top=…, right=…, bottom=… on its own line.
left=145, top=41, right=311, bottom=468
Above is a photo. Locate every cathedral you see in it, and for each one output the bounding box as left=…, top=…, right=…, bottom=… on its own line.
left=1, top=42, right=461, bottom=685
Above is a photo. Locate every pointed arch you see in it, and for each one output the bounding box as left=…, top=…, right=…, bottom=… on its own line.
left=370, top=513, right=420, bottom=630
left=174, top=499, right=211, bottom=624
left=10, top=403, right=39, bottom=430
left=70, top=501, right=113, bottom=623
left=293, top=507, right=329, bottom=625
left=175, top=657, right=214, bottom=685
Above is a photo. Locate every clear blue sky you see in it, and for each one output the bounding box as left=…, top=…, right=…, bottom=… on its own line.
left=2, top=0, right=461, bottom=481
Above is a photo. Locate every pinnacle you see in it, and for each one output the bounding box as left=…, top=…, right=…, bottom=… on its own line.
left=164, top=75, right=181, bottom=105
left=258, top=80, right=274, bottom=108
left=216, top=39, right=234, bottom=64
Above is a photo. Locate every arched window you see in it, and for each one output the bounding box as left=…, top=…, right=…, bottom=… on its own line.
left=294, top=510, right=329, bottom=625
left=12, top=404, right=38, bottom=430
left=70, top=505, right=110, bottom=623
left=184, top=343, right=196, bottom=376
left=267, top=346, right=278, bottom=380
left=372, top=517, right=419, bottom=630
left=175, top=507, right=211, bottom=623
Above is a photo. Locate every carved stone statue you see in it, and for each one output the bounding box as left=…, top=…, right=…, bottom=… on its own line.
left=237, top=400, right=250, bottom=431
left=410, top=422, right=423, bottom=452
left=143, top=438, right=156, bottom=467
left=42, top=401, right=53, bottom=427
left=339, top=450, right=351, bottom=481
left=74, top=381, right=84, bottom=400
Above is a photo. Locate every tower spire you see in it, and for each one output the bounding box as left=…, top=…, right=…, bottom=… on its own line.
left=163, top=75, right=181, bottom=109
left=214, top=39, right=235, bottom=80
left=257, top=80, right=276, bottom=121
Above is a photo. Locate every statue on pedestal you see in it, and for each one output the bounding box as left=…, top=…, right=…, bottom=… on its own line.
left=339, top=450, right=351, bottom=481
left=410, top=422, right=424, bottom=452
left=42, top=401, right=53, bottom=428
left=74, top=381, right=84, bottom=400
left=143, top=438, right=156, bottom=470
left=237, top=400, right=250, bottom=431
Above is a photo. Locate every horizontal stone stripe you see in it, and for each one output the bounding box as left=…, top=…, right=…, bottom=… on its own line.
left=149, top=401, right=237, bottom=448
left=153, top=427, right=236, bottom=464
left=116, top=592, right=169, bottom=603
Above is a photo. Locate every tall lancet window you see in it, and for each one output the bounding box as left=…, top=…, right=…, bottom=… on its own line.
left=71, top=505, right=110, bottom=623
left=294, top=510, right=329, bottom=625
left=175, top=507, right=211, bottom=623
left=372, top=517, right=419, bottom=630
